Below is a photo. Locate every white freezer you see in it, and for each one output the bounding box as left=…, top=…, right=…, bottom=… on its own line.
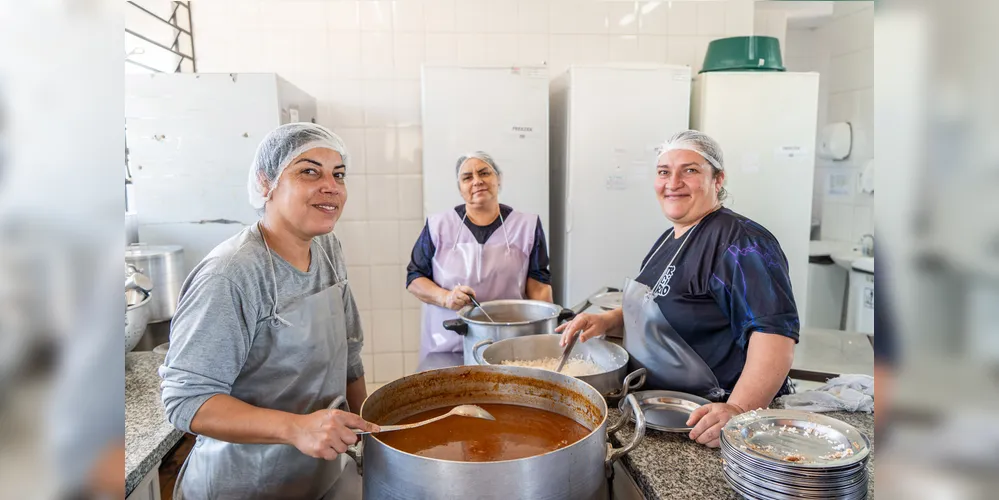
left=549, top=65, right=692, bottom=306
left=421, top=66, right=550, bottom=232
left=691, top=71, right=820, bottom=324
left=125, top=73, right=317, bottom=273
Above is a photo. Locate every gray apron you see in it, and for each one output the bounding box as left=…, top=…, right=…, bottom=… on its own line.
left=175, top=230, right=358, bottom=500
left=622, top=226, right=727, bottom=401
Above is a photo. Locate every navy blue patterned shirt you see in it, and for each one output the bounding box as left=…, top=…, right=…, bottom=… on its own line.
left=637, top=207, right=799, bottom=392
left=406, top=204, right=551, bottom=287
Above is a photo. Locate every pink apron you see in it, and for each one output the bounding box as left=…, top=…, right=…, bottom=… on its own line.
left=419, top=209, right=536, bottom=361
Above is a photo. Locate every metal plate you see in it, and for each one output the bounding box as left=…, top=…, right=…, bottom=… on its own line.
left=618, top=390, right=710, bottom=432
left=722, top=409, right=871, bottom=468
left=719, top=409, right=871, bottom=499
left=590, top=291, right=623, bottom=311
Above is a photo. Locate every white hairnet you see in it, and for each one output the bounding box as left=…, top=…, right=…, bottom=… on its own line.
left=656, top=129, right=724, bottom=173
left=454, top=151, right=501, bottom=178
left=247, top=123, right=349, bottom=210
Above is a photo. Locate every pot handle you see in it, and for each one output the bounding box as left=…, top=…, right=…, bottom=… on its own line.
left=472, top=339, right=493, bottom=365
left=557, top=308, right=576, bottom=324
left=329, top=395, right=364, bottom=476
left=442, top=318, right=468, bottom=335
left=605, top=393, right=647, bottom=467
left=604, top=368, right=647, bottom=405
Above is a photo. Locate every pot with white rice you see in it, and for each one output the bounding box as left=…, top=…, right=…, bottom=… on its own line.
left=472, top=334, right=646, bottom=401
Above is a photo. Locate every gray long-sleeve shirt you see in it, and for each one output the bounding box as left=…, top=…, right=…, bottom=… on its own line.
left=159, top=224, right=364, bottom=433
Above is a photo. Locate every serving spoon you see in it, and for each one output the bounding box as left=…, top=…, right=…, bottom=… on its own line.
left=458, top=282, right=496, bottom=323
left=327, top=397, right=496, bottom=436
left=554, top=329, right=581, bottom=373
left=353, top=404, right=496, bottom=435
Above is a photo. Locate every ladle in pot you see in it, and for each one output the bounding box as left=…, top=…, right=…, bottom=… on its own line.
left=459, top=283, right=495, bottom=323
left=328, top=396, right=495, bottom=436
left=353, top=404, right=496, bottom=435
left=554, top=329, right=581, bottom=373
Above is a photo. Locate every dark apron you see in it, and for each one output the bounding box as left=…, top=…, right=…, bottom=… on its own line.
left=622, top=276, right=727, bottom=401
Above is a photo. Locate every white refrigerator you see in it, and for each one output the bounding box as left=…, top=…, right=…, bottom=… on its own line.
left=421, top=66, right=550, bottom=231
left=691, top=71, right=819, bottom=324
left=125, top=73, right=317, bottom=274
left=549, top=65, right=692, bottom=307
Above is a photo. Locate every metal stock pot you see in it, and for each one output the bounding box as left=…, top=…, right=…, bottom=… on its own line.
left=341, top=365, right=647, bottom=500
left=471, top=334, right=646, bottom=401
left=442, top=299, right=576, bottom=365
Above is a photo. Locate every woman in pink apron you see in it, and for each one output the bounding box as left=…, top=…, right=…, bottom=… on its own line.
left=406, top=152, right=553, bottom=362
left=557, top=130, right=798, bottom=449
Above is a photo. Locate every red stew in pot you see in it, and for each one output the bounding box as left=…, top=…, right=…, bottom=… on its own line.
left=375, top=403, right=591, bottom=462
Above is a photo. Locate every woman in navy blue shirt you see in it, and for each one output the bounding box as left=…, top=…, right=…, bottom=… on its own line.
left=558, top=130, right=798, bottom=448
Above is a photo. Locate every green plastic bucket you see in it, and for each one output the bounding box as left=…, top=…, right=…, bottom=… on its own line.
left=700, top=36, right=786, bottom=74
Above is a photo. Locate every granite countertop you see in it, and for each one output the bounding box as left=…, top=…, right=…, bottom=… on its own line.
left=610, top=405, right=875, bottom=499
left=125, top=351, right=184, bottom=497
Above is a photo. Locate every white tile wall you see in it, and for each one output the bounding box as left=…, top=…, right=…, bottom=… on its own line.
left=402, top=308, right=423, bottom=352
left=340, top=175, right=368, bottom=221
left=753, top=9, right=787, bottom=51
left=368, top=179, right=400, bottom=222
left=372, top=309, right=403, bottom=353
left=393, top=1, right=426, bottom=32
left=778, top=2, right=874, bottom=244
left=667, top=1, right=699, bottom=36
left=373, top=352, right=404, bottom=383
left=368, top=220, right=401, bottom=264
left=192, top=0, right=759, bottom=393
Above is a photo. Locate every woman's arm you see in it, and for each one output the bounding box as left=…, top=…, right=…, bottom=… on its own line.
left=190, top=394, right=308, bottom=445
left=525, top=278, right=553, bottom=302
left=407, top=277, right=476, bottom=310
left=407, top=276, right=449, bottom=307
left=555, top=308, right=624, bottom=345
left=190, top=394, right=376, bottom=459
left=687, top=332, right=795, bottom=447
left=345, top=376, right=368, bottom=414
left=728, top=332, right=795, bottom=411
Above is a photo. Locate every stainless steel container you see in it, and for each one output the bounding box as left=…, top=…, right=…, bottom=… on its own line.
left=471, top=334, right=646, bottom=401
left=349, top=365, right=647, bottom=500
left=442, top=300, right=575, bottom=365
left=125, top=243, right=184, bottom=323
left=125, top=293, right=152, bottom=353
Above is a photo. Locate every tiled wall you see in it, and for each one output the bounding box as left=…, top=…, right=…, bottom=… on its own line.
left=784, top=3, right=874, bottom=244
left=752, top=7, right=786, bottom=51
left=190, top=0, right=756, bottom=390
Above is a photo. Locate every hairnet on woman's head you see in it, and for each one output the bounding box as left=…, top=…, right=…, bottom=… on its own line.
left=454, top=151, right=501, bottom=178
left=247, top=123, right=349, bottom=209
left=656, top=129, right=724, bottom=172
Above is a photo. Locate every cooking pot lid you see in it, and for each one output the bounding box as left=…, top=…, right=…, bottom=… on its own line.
left=619, top=390, right=711, bottom=432
left=126, top=243, right=184, bottom=257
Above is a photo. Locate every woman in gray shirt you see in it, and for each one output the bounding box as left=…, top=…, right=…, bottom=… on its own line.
left=159, top=123, right=378, bottom=499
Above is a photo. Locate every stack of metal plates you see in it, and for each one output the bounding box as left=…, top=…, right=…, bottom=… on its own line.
left=720, top=409, right=871, bottom=499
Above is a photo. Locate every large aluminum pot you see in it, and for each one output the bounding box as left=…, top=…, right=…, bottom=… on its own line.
left=125, top=293, right=152, bottom=353
left=471, top=334, right=646, bottom=401
left=125, top=243, right=184, bottom=322
left=442, top=299, right=575, bottom=365
left=345, top=365, right=646, bottom=500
